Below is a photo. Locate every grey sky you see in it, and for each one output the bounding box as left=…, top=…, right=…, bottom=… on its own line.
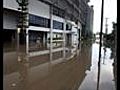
left=88, top=0, right=117, bottom=34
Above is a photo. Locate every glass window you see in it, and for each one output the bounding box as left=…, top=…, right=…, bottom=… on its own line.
left=53, top=6, right=64, bottom=18
left=53, top=20, right=64, bottom=30
left=29, top=14, right=50, bottom=28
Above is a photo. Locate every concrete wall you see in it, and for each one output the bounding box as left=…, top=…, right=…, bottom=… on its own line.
left=29, top=0, right=50, bottom=18
left=3, top=0, right=50, bottom=19
left=3, top=0, right=19, bottom=11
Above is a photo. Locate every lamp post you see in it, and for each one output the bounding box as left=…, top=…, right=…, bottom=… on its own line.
left=16, top=0, right=29, bottom=29
left=16, top=0, right=28, bottom=5
left=16, top=0, right=29, bottom=53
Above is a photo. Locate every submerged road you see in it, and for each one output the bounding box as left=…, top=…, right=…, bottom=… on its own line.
left=3, top=42, right=116, bottom=90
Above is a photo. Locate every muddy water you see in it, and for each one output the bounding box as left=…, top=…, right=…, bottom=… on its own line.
left=3, top=42, right=116, bottom=90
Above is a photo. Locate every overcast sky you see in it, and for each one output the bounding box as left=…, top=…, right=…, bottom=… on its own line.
left=88, top=0, right=117, bottom=34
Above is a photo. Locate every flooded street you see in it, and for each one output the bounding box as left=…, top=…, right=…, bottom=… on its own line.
left=3, top=0, right=117, bottom=89
left=3, top=42, right=116, bottom=90
left=78, top=43, right=115, bottom=90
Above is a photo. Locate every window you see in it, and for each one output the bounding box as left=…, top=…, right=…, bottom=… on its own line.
left=29, top=14, right=50, bottom=28
left=53, top=20, right=64, bottom=30
left=53, top=6, right=64, bottom=18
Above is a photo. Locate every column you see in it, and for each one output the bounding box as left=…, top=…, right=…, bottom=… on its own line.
left=50, top=5, right=53, bottom=61
left=26, top=28, right=29, bottom=55
left=43, top=33, right=46, bottom=47
left=63, top=19, right=66, bottom=59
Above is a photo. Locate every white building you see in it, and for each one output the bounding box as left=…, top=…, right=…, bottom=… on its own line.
left=3, top=0, right=82, bottom=60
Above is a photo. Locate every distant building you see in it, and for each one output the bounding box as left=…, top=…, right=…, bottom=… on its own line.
left=83, top=5, right=94, bottom=38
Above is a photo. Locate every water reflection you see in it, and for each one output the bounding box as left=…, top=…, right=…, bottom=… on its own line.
left=3, top=42, right=116, bottom=90
left=102, top=47, right=106, bottom=64
left=78, top=43, right=115, bottom=90
left=96, top=46, right=107, bottom=90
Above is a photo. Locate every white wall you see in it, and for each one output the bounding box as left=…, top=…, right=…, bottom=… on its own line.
left=29, top=26, right=50, bottom=32
left=3, top=0, right=19, bottom=11
left=29, top=0, right=50, bottom=18
left=52, top=15, right=64, bottom=23
left=3, top=0, right=50, bottom=19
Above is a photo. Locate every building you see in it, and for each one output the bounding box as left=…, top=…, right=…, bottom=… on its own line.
left=3, top=0, right=93, bottom=60
left=83, top=5, right=94, bottom=39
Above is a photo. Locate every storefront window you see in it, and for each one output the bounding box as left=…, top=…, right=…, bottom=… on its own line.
left=29, top=31, right=48, bottom=52
left=53, top=20, right=64, bottom=30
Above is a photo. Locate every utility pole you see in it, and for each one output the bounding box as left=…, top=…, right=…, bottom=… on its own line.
left=97, top=0, right=104, bottom=90
left=105, top=18, right=109, bottom=34
left=98, top=0, right=104, bottom=65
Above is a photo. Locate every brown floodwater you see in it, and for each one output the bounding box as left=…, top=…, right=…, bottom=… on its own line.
left=3, top=42, right=116, bottom=90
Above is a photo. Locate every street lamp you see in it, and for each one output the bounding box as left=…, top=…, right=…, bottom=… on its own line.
left=16, top=0, right=28, bottom=6
left=16, top=0, right=29, bottom=28
left=16, top=0, right=22, bottom=5
left=16, top=0, right=29, bottom=53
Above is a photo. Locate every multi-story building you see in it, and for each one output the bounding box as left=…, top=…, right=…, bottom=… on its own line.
left=82, top=5, right=94, bottom=39
left=3, top=0, right=93, bottom=60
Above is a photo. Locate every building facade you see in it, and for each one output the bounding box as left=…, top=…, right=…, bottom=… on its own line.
left=3, top=0, right=93, bottom=60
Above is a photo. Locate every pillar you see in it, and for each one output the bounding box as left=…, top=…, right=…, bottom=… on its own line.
left=26, top=28, right=29, bottom=55
left=43, top=33, right=45, bottom=45
left=50, top=5, right=53, bottom=61
left=63, top=19, right=66, bottom=59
